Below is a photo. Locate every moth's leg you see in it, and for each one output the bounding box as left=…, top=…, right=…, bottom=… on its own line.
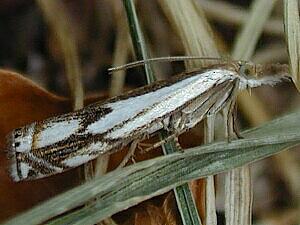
left=224, top=100, right=243, bottom=141
left=139, top=113, right=187, bottom=154
left=156, top=98, right=217, bottom=152
left=232, top=103, right=243, bottom=139
left=173, top=136, right=183, bottom=151
left=142, top=129, right=187, bottom=152
left=225, top=83, right=243, bottom=140
left=117, top=139, right=139, bottom=169
left=225, top=100, right=235, bottom=142
left=215, top=80, right=240, bottom=142
left=168, top=113, right=182, bottom=132
left=142, top=135, right=171, bottom=153
left=137, top=142, right=153, bottom=152
left=137, top=120, right=168, bottom=152
left=134, top=121, right=167, bottom=154
left=166, top=112, right=187, bottom=151
left=162, top=117, right=170, bottom=131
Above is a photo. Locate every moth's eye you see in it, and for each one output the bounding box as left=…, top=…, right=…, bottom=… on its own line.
left=240, top=64, right=253, bottom=77
left=244, top=68, right=251, bottom=75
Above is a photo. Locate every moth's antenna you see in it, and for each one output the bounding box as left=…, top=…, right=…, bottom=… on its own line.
left=108, top=56, right=233, bottom=73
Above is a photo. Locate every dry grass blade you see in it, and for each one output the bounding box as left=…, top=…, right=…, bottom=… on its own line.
left=204, top=116, right=217, bottom=225
left=159, top=0, right=219, bottom=68
left=230, top=1, right=277, bottom=225
left=232, top=0, right=278, bottom=60
left=36, top=0, right=84, bottom=110
left=284, top=0, right=300, bottom=91
left=94, top=2, right=131, bottom=180
left=231, top=0, right=279, bottom=131
left=123, top=1, right=201, bottom=224
left=225, top=167, right=252, bottom=225
left=35, top=0, right=93, bottom=180
left=159, top=0, right=220, bottom=224
left=199, top=0, right=283, bottom=36
left=252, top=43, right=288, bottom=64
left=109, top=5, right=130, bottom=97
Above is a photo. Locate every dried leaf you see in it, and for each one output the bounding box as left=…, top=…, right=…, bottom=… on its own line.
left=0, top=69, right=107, bottom=222
left=131, top=194, right=180, bottom=225
left=189, top=179, right=206, bottom=219
left=145, top=204, right=165, bottom=225
left=0, top=70, right=78, bottom=222
left=162, top=193, right=181, bottom=225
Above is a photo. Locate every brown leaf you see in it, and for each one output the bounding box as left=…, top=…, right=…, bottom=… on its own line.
left=0, top=69, right=104, bottom=222
left=190, top=179, right=206, bottom=220
left=162, top=193, right=181, bottom=225
left=144, top=204, right=166, bottom=225
left=129, top=203, right=170, bottom=225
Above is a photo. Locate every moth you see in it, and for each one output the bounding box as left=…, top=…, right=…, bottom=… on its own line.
left=7, top=60, right=289, bottom=181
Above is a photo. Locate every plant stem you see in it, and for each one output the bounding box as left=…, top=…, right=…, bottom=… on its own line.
left=123, top=1, right=202, bottom=224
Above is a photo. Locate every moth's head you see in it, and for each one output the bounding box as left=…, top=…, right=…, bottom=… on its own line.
left=235, top=61, right=290, bottom=89
left=7, top=123, right=36, bottom=181
left=233, top=61, right=257, bottom=78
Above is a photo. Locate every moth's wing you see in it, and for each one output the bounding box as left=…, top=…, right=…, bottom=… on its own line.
left=182, top=78, right=238, bottom=130
left=7, top=111, right=83, bottom=181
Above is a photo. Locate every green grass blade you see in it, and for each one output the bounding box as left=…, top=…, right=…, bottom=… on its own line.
left=160, top=132, right=202, bottom=225
left=123, top=1, right=201, bottom=224
left=231, top=1, right=277, bottom=224
left=3, top=110, right=300, bottom=225
left=122, top=0, right=155, bottom=83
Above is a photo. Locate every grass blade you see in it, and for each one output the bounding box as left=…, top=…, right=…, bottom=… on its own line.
left=231, top=1, right=277, bottom=224
left=284, top=0, right=300, bottom=91
left=232, top=0, right=277, bottom=60
left=3, top=110, right=300, bottom=225
left=123, top=0, right=155, bottom=83
left=123, top=1, right=201, bottom=224
left=159, top=1, right=221, bottom=223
